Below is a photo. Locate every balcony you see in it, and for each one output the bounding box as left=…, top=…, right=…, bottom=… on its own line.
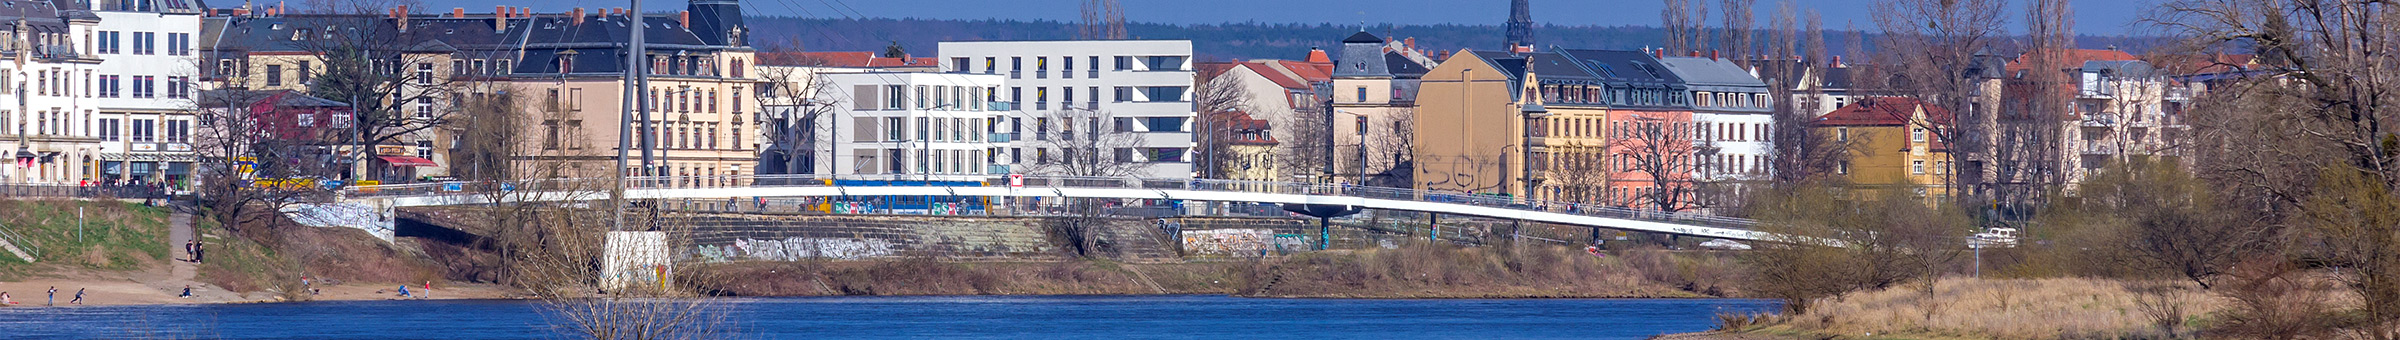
left=2077, top=86, right=2113, bottom=99
left=2080, top=143, right=2116, bottom=155
left=987, top=164, right=1012, bottom=174
left=2166, top=87, right=2194, bottom=101
left=2079, top=113, right=2116, bottom=128
left=1087, top=70, right=1100, bottom=78
left=1036, top=70, right=1049, bottom=79
left=988, top=132, right=1015, bottom=143
left=989, top=101, right=1016, bottom=111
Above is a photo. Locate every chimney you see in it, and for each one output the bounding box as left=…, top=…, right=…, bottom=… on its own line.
left=1305, top=47, right=1330, bottom=64
left=1710, top=50, right=1719, bottom=60
left=493, top=6, right=507, bottom=30
left=678, top=11, right=690, bottom=27
left=1689, top=51, right=1700, bottom=57
left=451, top=8, right=463, bottom=18
left=1405, top=37, right=1415, bottom=51
left=573, top=8, right=586, bottom=25
left=1655, top=48, right=1665, bottom=59
left=1437, top=50, right=1450, bottom=60
left=1832, top=55, right=1844, bottom=68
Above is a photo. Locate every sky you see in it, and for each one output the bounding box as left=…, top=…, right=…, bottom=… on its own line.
left=411, top=0, right=2161, bottom=35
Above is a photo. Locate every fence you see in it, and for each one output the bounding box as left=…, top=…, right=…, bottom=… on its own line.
left=0, top=184, right=169, bottom=200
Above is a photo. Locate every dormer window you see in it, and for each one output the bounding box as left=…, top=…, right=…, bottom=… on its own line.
left=292, top=28, right=310, bottom=40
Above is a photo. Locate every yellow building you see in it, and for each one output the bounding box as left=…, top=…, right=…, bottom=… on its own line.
left=1812, top=97, right=1954, bottom=204
left=1413, top=49, right=1544, bottom=198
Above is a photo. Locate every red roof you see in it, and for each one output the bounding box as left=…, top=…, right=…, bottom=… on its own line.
left=1238, top=60, right=1332, bottom=90
left=757, top=52, right=936, bottom=68
left=2005, top=49, right=2138, bottom=73
left=1813, top=97, right=1952, bottom=127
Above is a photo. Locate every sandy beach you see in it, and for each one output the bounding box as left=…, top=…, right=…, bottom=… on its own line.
left=0, top=267, right=526, bottom=308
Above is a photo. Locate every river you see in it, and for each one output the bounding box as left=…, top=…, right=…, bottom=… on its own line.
left=0, top=295, right=1776, bottom=339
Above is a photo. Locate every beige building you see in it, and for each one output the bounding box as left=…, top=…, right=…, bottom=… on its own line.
left=1413, top=49, right=1546, bottom=199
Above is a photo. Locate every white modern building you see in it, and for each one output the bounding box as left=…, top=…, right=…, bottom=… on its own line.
left=92, top=0, right=203, bottom=186
left=815, top=72, right=1007, bottom=181
left=938, top=40, right=1197, bottom=179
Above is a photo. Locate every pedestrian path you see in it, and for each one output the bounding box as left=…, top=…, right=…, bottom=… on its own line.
left=168, top=212, right=194, bottom=281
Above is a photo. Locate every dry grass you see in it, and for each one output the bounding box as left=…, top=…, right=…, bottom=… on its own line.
left=1783, top=277, right=2227, bottom=339
left=1241, top=244, right=1721, bottom=298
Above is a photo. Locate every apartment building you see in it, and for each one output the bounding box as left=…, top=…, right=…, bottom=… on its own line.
left=1326, top=31, right=1435, bottom=187
left=1657, top=56, right=1772, bottom=207
left=1195, top=56, right=1324, bottom=180
left=0, top=0, right=104, bottom=185
left=1813, top=97, right=1955, bottom=204
left=2061, top=60, right=2193, bottom=188
left=1412, top=49, right=1551, bottom=200
left=812, top=72, right=1005, bottom=181
left=938, top=40, right=1197, bottom=179
left=93, top=0, right=203, bottom=187
left=203, top=1, right=760, bottom=184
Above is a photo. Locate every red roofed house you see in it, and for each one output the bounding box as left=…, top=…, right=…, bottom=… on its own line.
left=1811, top=97, right=1955, bottom=204
left=1195, top=53, right=1332, bottom=180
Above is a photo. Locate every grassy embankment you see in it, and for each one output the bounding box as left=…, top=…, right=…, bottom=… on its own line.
left=0, top=199, right=172, bottom=278
left=688, top=244, right=1743, bottom=298
left=1711, top=278, right=2244, bottom=340
left=198, top=211, right=453, bottom=298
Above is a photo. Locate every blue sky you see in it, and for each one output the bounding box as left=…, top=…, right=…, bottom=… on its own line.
left=411, top=0, right=2160, bottom=35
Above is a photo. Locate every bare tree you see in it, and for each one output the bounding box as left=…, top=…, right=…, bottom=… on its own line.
left=1987, top=0, right=2075, bottom=218
left=193, top=89, right=341, bottom=233
left=1192, top=71, right=1250, bottom=180
left=445, top=86, right=526, bottom=181
left=267, top=14, right=473, bottom=183
left=1613, top=115, right=1701, bottom=212
left=1870, top=0, right=2008, bottom=209
left=1019, top=108, right=1148, bottom=258
left=1719, top=0, right=1758, bottom=67
left=1077, top=0, right=1129, bottom=40
left=2151, top=1, right=2400, bottom=336
left=1767, top=5, right=1850, bottom=184
left=1662, top=0, right=1713, bottom=55
left=752, top=49, right=843, bottom=180
left=1367, top=107, right=1417, bottom=188
left=1277, top=104, right=1335, bottom=183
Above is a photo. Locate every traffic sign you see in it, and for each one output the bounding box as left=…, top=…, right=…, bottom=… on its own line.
left=1008, top=174, right=1024, bottom=188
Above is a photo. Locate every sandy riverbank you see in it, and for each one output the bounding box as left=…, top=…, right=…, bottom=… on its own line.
left=0, top=274, right=525, bottom=308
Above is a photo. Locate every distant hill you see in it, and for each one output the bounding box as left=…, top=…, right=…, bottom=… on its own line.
left=745, top=16, right=2155, bottom=63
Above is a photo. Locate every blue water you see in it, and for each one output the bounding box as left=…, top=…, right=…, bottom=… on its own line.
left=0, top=295, right=1776, bottom=339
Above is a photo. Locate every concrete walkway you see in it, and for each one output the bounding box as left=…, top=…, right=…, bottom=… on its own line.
left=168, top=212, right=194, bottom=282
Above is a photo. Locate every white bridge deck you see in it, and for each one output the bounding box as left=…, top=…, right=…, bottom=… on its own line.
left=344, top=175, right=1774, bottom=242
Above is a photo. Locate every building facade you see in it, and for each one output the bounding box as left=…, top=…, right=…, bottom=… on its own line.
left=93, top=0, right=203, bottom=187
left=938, top=40, right=1197, bottom=179
left=1657, top=56, right=1772, bottom=207
left=1813, top=97, right=1954, bottom=204
left=0, top=0, right=103, bottom=186
left=813, top=71, right=1005, bottom=181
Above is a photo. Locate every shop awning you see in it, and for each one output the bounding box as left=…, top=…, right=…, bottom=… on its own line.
left=379, top=156, right=438, bottom=167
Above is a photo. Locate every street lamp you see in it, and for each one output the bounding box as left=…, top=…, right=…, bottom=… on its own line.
left=1520, top=102, right=1549, bottom=203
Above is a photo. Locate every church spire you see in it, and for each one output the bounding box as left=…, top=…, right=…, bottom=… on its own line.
left=1505, top=0, right=1534, bottom=51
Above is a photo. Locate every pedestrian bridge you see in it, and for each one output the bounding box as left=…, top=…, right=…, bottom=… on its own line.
left=340, top=175, right=1775, bottom=242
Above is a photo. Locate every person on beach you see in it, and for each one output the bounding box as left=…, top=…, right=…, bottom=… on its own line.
left=396, top=285, right=410, bottom=298
left=422, top=281, right=432, bottom=299
left=192, top=241, right=204, bottom=263
left=47, top=286, right=56, bottom=306
left=71, top=288, right=83, bottom=304
left=183, top=240, right=195, bottom=262
left=3, top=292, right=15, bottom=305
left=179, top=285, right=192, bottom=298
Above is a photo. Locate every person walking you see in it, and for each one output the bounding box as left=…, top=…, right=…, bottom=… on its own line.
left=192, top=241, right=204, bottom=263
left=46, top=286, right=55, bottom=306
left=183, top=240, right=195, bottom=262
left=70, top=288, right=83, bottom=304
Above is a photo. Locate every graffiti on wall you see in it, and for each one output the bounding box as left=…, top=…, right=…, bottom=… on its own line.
left=694, top=237, right=898, bottom=261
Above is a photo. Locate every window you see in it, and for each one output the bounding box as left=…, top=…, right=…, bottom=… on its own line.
left=132, top=119, right=154, bottom=142
left=265, top=65, right=283, bottom=86
left=1009, top=57, right=1022, bottom=78
left=97, top=31, right=117, bottom=54
left=1836, top=127, right=1849, bottom=142
left=886, top=85, right=905, bottom=109
left=1144, top=56, right=1186, bottom=71
left=1114, top=87, right=1131, bottom=102
left=1114, top=56, right=1133, bottom=70
left=414, top=63, right=433, bottom=85
left=1061, top=56, right=1073, bottom=78
left=1911, top=127, right=1926, bottom=142
left=418, top=140, right=433, bottom=158
left=416, top=97, right=433, bottom=118
left=1912, top=160, right=1926, bottom=175
left=97, top=75, right=117, bottom=98
left=169, top=33, right=190, bottom=56
left=886, top=117, right=904, bottom=141
left=131, top=76, right=153, bottom=98
left=133, top=32, right=154, bottom=55
left=1356, top=86, right=1368, bottom=103
left=97, top=118, right=118, bottom=141
left=166, top=119, right=188, bottom=143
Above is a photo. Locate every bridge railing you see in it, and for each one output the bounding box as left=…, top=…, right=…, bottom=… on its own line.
left=342, top=174, right=1758, bottom=230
